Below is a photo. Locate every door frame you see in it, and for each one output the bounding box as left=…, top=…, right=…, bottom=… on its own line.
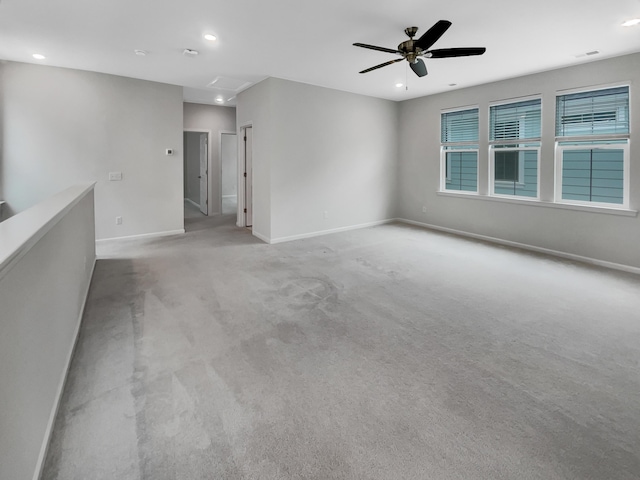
left=219, top=130, right=237, bottom=217
left=183, top=129, right=212, bottom=215
left=237, top=123, right=253, bottom=227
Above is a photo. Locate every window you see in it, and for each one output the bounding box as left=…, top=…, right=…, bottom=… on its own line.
left=555, top=86, right=630, bottom=207
left=441, top=108, right=479, bottom=193
left=489, top=99, right=541, bottom=198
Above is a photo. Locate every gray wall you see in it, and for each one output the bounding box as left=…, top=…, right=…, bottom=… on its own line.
left=237, top=77, right=398, bottom=242
left=183, top=103, right=236, bottom=215
left=0, top=186, right=95, bottom=480
left=183, top=131, right=202, bottom=205
left=0, top=61, right=184, bottom=240
left=398, top=53, right=640, bottom=269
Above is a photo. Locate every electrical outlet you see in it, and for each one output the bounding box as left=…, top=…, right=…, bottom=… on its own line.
left=115, top=216, right=122, bottom=225
left=422, top=206, right=427, bottom=213
left=109, top=172, right=123, bottom=181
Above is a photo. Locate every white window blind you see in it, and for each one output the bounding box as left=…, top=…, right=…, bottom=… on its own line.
left=441, top=109, right=479, bottom=144
left=490, top=99, right=541, bottom=141
left=556, top=86, right=629, bottom=137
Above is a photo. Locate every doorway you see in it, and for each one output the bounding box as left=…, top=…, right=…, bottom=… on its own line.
left=220, top=132, right=238, bottom=215
left=183, top=131, right=208, bottom=216
left=243, top=126, right=253, bottom=227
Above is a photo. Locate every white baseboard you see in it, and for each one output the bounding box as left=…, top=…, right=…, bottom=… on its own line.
left=184, top=198, right=200, bottom=209
left=33, top=257, right=96, bottom=480
left=96, top=229, right=185, bottom=244
left=267, top=219, right=395, bottom=245
left=222, top=195, right=237, bottom=199
left=252, top=229, right=270, bottom=244
left=397, top=218, right=640, bottom=275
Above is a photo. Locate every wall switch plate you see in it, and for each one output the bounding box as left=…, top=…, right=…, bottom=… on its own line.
left=109, top=172, right=123, bottom=181
left=115, top=216, right=122, bottom=225
left=422, top=206, right=427, bottom=213
left=323, top=211, right=328, bottom=219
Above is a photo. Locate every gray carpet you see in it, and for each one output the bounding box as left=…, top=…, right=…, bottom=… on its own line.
left=42, top=214, right=640, bottom=479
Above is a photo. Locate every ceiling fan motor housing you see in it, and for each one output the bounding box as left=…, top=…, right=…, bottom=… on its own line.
left=399, top=39, right=421, bottom=63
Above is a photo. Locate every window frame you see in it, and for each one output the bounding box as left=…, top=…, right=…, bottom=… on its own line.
left=555, top=140, right=630, bottom=208
left=489, top=145, right=541, bottom=200
left=554, top=84, right=631, bottom=209
left=440, top=105, right=480, bottom=195
left=488, top=96, right=542, bottom=200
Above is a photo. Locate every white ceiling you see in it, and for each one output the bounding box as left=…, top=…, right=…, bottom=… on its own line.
left=1, top=0, right=640, bottom=107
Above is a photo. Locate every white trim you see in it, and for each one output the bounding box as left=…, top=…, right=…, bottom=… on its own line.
left=436, top=191, right=637, bottom=216
left=440, top=147, right=479, bottom=193
left=95, top=229, right=185, bottom=244
left=440, top=103, right=480, bottom=114
left=237, top=123, right=252, bottom=227
left=33, top=257, right=96, bottom=480
left=184, top=197, right=200, bottom=208
left=489, top=145, right=541, bottom=200
left=488, top=93, right=542, bottom=107
left=267, top=219, right=395, bottom=244
left=555, top=134, right=630, bottom=143
left=252, top=229, right=271, bottom=244
left=397, top=218, right=640, bottom=275
left=555, top=81, right=631, bottom=96
left=222, top=194, right=237, bottom=199
left=554, top=140, right=630, bottom=209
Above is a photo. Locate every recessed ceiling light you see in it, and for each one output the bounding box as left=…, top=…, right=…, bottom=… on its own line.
left=204, top=34, right=217, bottom=41
left=448, top=83, right=457, bottom=87
left=395, top=83, right=403, bottom=88
left=183, top=49, right=199, bottom=57
left=32, top=53, right=45, bottom=60
left=622, top=18, right=640, bottom=27
left=134, top=49, right=147, bottom=56
left=215, top=97, right=224, bottom=103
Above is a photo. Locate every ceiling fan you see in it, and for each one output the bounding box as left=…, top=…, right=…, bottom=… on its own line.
left=354, top=20, right=486, bottom=77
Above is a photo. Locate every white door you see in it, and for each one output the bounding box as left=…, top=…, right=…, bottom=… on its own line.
left=244, top=127, right=253, bottom=227
left=199, top=134, right=208, bottom=215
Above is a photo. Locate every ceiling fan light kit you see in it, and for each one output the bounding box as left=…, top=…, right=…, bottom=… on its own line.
left=354, top=20, right=486, bottom=78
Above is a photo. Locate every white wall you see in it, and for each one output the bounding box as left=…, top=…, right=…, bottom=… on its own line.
left=237, top=77, right=399, bottom=242
left=236, top=79, right=275, bottom=238
left=0, top=185, right=96, bottom=480
left=183, top=103, right=236, bottom=215
left=0, top=61, right=184, bottom=240
left=398, top=53, right=640, bottom=269
left=221, top=133, right=237, bottom=197
left=183, top=131, right=201, bottom=205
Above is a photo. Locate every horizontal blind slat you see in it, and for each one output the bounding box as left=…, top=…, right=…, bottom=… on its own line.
left=556, top=86, right=629, bottom=137
left=490, top=99, right=541, bottom=141
left=441, top=108, right=479, bottom=143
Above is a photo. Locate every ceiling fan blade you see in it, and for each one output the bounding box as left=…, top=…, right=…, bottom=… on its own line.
left=426, top=47, right=487, bottom=58
left=415, top=20, right=452, bottom=50
left=353, top=43, right=401, bottom=55
left=359, top=57, right=404, bottom=74
left=410, top=58, right=427, bottom=77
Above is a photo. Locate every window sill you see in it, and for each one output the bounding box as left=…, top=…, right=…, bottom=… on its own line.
left=437, top=191, right=637, bottom=217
